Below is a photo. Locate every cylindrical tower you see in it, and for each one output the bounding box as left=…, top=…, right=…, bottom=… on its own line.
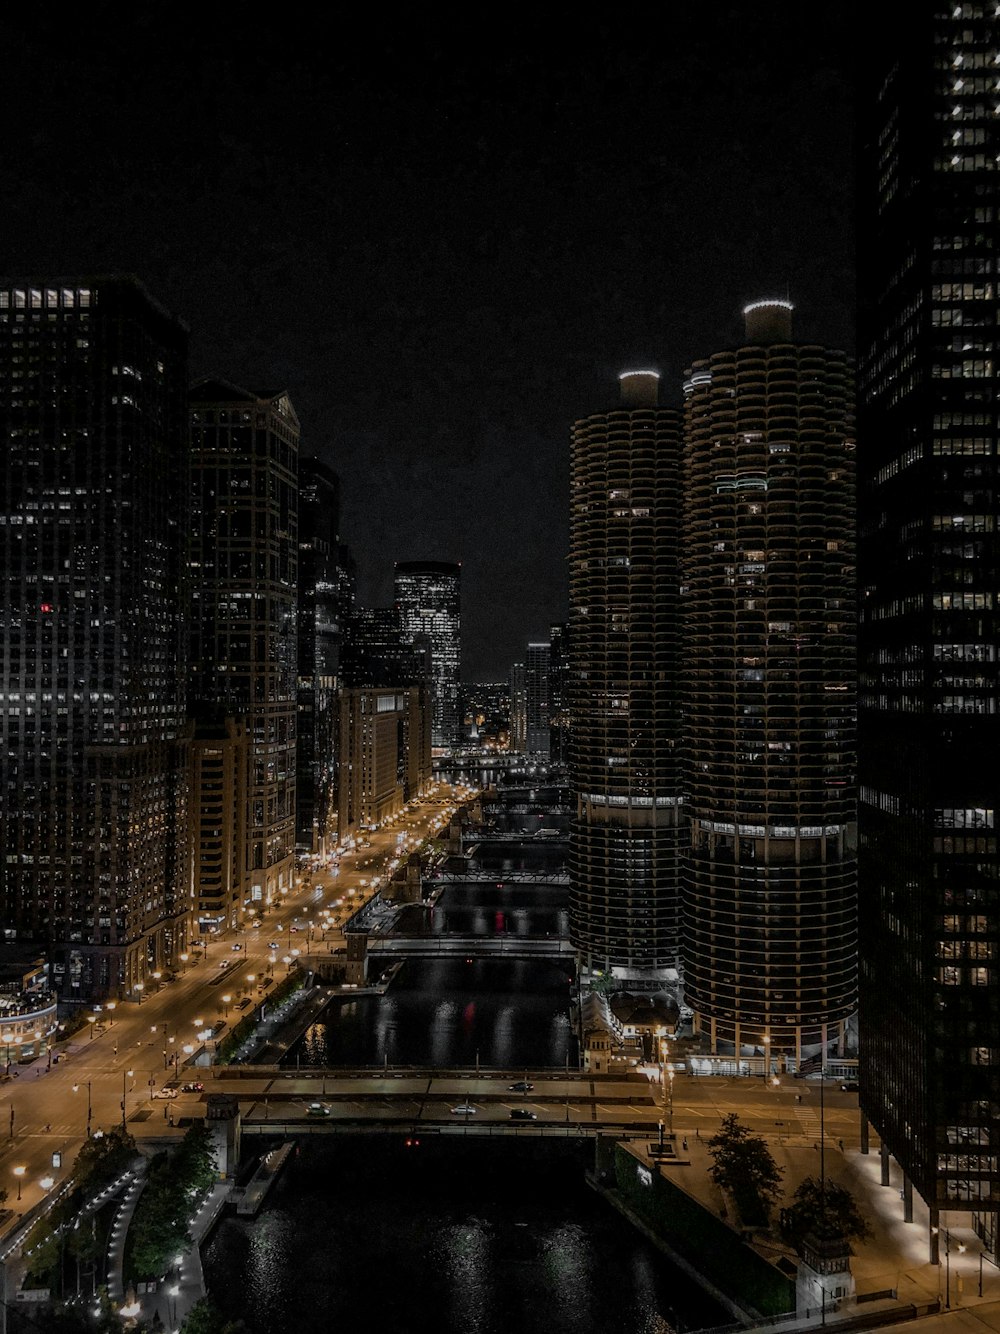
left=681, top=302, right=857, bottom=1057
left=569, top=371, right=685, bottom=978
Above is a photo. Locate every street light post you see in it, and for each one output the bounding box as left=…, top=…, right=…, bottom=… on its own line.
left=12, top=1165, right=25, bottom=1202
left=121, top=1068, right=133, bottom=1131
left=72, top=1081, right=92, bottom=1137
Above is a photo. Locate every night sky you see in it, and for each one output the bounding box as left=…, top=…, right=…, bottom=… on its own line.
left=5, top=5, right=854, bottom=680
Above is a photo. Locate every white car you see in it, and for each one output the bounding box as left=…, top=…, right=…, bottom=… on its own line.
left=152, top=1087, right=178, bottom=1100
left=450, top=1103, right=477, bottom=1115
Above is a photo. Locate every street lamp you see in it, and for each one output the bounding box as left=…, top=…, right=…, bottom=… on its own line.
left=12, top=1165, right=25, bottom=1202
left=152, top=970, right=162, bottom=993
left=222, top=993, right=232, bottom=1017
left=2, top=1030, right=13, bottom=1074
left=72, top=1081, right=92, bottom=1136
left=179, top=952, right=189, bottom=973
left=121, top=1068, right=134, bottom=1130
left=86, top=1015, right=97, bottom=1040
left=134, top=982, right=144, bottom=1005
left=105, top=1001, right=116, bottom=1027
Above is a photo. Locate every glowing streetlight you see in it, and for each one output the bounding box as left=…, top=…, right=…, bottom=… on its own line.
left=106, top=1001, right=116, bottom=1026
left=134, top=982, right=144, bottom=1005
left=12, top=1165, right=26, bottom=1201
left=72, top=1080, right=93, bottom=1136
left=86, top=1014, right=97, bottom=1040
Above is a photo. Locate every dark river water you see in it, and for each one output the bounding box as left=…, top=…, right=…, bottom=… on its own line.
left=286, top=954, right=577, bottom=1068
left=205, top=790, right=724, bottom=1333
left=202, top=1139, right=727, bottom=1334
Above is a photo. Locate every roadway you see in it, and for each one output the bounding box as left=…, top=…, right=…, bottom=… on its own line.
left=0, top=781, right=475, bottom=1237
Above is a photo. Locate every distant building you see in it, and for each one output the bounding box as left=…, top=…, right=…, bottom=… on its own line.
left=338, top=687, right=432, bottom=837
left=341, top=606, right=428, bottom=690
left=548, top=622, right=570, bottom=764
left=297, top=457, right=342, bottom=856
left=509, top=661, right=527, bottom=753
left=188, top=379, right=299, bottom=919
left=568, top=371, right=685, bottom=979
left=681, top=301, right=856, bottom=1058
left=462, top=681, right=510, bottom=750
left=859, top=8, right=1000, bottom=1260
left=188, top=714, right=247, bottom=935
left=394, top=561, right=461, bottom=751
left=0, top=278, right=191, bottom=1000
left=525, top=641, right=551, bottom=756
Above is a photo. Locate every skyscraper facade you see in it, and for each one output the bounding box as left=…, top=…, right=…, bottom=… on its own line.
left=0, top=278, right=191, bottom=999
left=394, top=560, right=461, bottom=751
left=297, top=456, right=341, bottom=856
left=859, top=8, right=1000, bottom=1256
left=337, top=686, right=432, bottom=837
left=681, top=301, right=857, bottom=1058
left=568, top=372, right=684, bottom=978
left=188, top=379, right=298, bottom=918
left=525, top=640, right=552, bottom=756
left=509, top=660, right=527, bottom=753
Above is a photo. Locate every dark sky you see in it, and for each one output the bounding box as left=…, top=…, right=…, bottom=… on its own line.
left=4, top=5, right=854, bottom=680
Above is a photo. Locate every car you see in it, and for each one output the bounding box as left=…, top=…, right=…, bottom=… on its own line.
left=450, top=1103, right=477, bottom=1115
left=249, top=919, right=262, bottom=928
left=307, top=1102, right=331, bottom=1117
left=508, top=1081, right=534, bottom=1093
left=180, top=1082, right=204, bottom=1093
left=218, top=960, right=230, bottom=969
left=510, top=1109, right=537, bottom=1121
left=152, top=1087, right=178, bottom=1100
left=230, top=943, right=243, bottom=952
left=268, top=941, right=279, bottom=950
left=841, top=1081, right=860, bottom=1093
left=236, top=998, right=251, bottom=1011
left=289, top=925, right=299, bottom=933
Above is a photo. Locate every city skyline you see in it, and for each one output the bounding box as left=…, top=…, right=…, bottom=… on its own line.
left=3, top=7, right=854, bottom=679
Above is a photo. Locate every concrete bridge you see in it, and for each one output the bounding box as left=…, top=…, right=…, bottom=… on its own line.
left=428, top=870, right=569, bottom=884
left=365, top=934, right=574, bottom=957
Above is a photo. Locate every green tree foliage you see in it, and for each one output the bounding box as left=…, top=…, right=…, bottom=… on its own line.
left=780, top=1176, right=872, bottom=1252
left=708, top=1113, right=784, bottom=1225
left=128, top=1125, right=219, bottom=1280
left=181, top=1297, right=249, bottom=1334
left=75, top=1126, right=137, bottom=1193
left=587, top=972, right=616, bottom=998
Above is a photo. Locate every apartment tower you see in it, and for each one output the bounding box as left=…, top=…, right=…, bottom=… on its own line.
left=568, top=371, right=684, bottom=978
left=681, top=300, right=857, bottom=1058
left=394, top=560, right=461, bottom=752
left=859, top=5, right=1000, bottom=1259
left=188, top=379, right=298, bottom=920
left=0, top=278, right=191, bottom=998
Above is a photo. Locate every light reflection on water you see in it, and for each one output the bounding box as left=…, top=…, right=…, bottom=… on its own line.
left=202, top=1141, right=725, bottom=1334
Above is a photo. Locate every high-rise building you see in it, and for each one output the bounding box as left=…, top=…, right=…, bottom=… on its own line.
left=681, top=301, right=856, bottom=1058
left=548, top=621, right=570, bottom=765
left=859, top=9, right=1000, bottom=1259
left=0, top=278, right=191, bottom=998
left=394, top=560, right=461, bottom=751
left=188, top=379, right=298, bottom=920
left=568, top=371, right=684, bottom=979
left=297, top=457, right=341, bottom=856
left=509, top=660, right=527, bottom=753
left=341, top=607, right=428, bottom=690
left=525, top=641, right=552, bottom=756
left=188, top=713, right=247, bottom=934
left=337, top=686, right=432, bottom=837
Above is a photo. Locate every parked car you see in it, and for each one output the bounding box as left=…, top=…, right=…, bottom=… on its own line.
left=841, top=1081, right=860, bottom=1093
left=450, top=1103, right=477, bottom=1115
left=307, top=1102, right=331, bottom=1117
left=508, top=1081, right=534, bottom=1093
left=152, top=1087, right=178, bottom=1100
left=510, top=1109, right=537, bottom=1121
left=180, top=1082, right=204, bottom=1093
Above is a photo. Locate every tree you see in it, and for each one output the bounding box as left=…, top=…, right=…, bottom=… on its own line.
left=588, top=972, right=616, bottom=998
left=181, top=1297, right=249, bottom=1334
left=781, top=1176, right=871, bottom=1253
left=707, top=1113, right=784, bottom=1225
left=173, top=1122, right=218, bottom=1195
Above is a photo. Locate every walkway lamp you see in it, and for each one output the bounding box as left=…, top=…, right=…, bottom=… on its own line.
left=12, top=1165, right=25, bottom=1201
left=72, top=1081, right=92, bottom=1136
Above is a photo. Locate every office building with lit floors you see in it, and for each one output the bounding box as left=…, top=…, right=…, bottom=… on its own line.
left=568, top=371, right=685, bottom=979
left=394, top=560, right=461, bottom=751
left=681, top=301, right=856, bottom=1059
left=0, top=278, right=192, bottom=999
left=859, top=8, right=1000, bottom=1261
left=337, top=686, right=432, bottom=838
left=188, top=379, right=299, bottom=922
